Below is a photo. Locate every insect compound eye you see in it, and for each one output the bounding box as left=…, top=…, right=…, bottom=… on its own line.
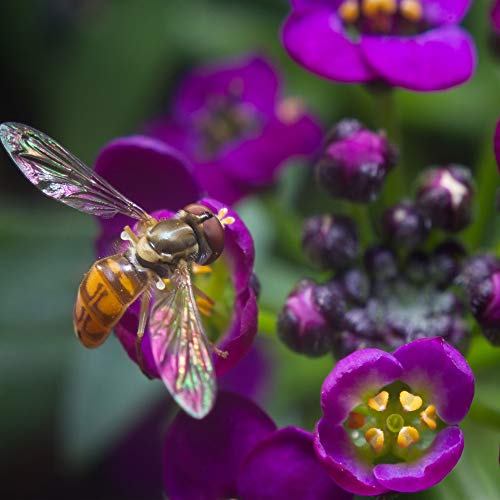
left=183, top=203, right=225, bottom=264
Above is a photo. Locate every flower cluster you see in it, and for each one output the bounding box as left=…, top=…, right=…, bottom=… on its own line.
left=278, top=119, right=478, bottom=359
left=282, top=0, right=476, bottom=91
left=144, top=55, right=323, bottom=205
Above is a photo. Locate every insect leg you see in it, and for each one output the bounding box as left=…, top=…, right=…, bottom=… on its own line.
left=136, top=290, right=152, bottom=376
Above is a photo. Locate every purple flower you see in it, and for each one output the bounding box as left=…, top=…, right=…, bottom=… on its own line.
left=416, top=165, right=473, bottom=232
left=282, top=0, right=476, bottom=91
left=315, top=119, right=398, bottom=203
left=492, top=0, right=500, bottom=34
left=164, top=392, right=352, bottom=500
left=94, top=136, right=258, bottom=378
left=314, top=337, right=474, bottom=495
left=144, top=54, right=323, bottom=205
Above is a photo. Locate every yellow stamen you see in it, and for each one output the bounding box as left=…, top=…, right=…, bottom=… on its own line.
left=365, top=427, right=385, bottom=452
left=347, top=411, right=366, bottom=429
left=362, top=0, right=397, bottom=17
left=276, top=97, right=305, bottom=124
left=397, top=426, right=419, bottom=448
left=339, top=0, right=360, bottom=24
left=368, top=390, right=389, bottom=412
left=192, top=264, right=212, bottom=275
left=399, top=390, right=423, bottom=412
left=420, top=404, right=437, bottom=430
left=197, top=297, right=214, bottom=317
left=217, top=207, right=235, bottom=227
left=400, top=0, right=423, bottom=22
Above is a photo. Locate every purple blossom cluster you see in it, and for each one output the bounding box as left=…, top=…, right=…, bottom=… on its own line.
left=83, top=0, right=500, bottom=493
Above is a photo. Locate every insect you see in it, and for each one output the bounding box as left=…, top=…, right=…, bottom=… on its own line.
left=0, top=122, right=235, bottom=419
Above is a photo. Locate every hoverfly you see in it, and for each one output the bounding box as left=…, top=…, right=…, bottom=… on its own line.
left=0, top=122, right=235, bottom=419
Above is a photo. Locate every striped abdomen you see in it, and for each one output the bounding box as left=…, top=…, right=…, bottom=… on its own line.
left=74, top=254, right=149, bottom=348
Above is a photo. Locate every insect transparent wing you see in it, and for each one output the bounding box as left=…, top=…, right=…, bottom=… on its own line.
left=149, top=260, right=216, bottom=419
left=0, top=122, right=151, bottom=220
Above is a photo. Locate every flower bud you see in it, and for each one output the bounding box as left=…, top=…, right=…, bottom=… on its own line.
left=381, top=201, right=430, bottom=248
left=277, top=279, right=335, bottom=357
left=313, top=280, right=347, bottom=327
left=341, top=269, right=370, bottom=305
left=405, top=251, right=431, bottom=285
left=315, top=119, right=398, bottom=203
left=416, top=165, right=473, bottom=232
left=364, top=245, right=398, bottom=282
left=469, top=272, right=500, bottom=345
left=302, top=214, right=359, bottom=270
left=459, top=254, right=500, bottom=293
left=430, top=240, right=466, bottom=288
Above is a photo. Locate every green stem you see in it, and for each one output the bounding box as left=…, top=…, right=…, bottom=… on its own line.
left=462, top=127, right=499, bottom=250
left=372, top=90, right=408, bottom=207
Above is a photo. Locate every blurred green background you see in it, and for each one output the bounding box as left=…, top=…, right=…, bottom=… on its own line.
left=1, top=0, right=500, bottom=498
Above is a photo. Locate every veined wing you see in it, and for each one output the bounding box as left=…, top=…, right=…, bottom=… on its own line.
left=149, top=260, right=216, bottom=419
left=0, top=122, right=150, bottom=220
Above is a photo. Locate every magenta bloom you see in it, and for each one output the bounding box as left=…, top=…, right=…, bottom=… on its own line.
left=164, top=392, right=352, bottom=500
left=94, top=136, right=258, bottom=378
left=282, top=0, right=476, bottom=91
left=492, top=0, right=500, bottom=33
left=145, top=55, right=323, bottom=205
left=314, top=337, right=474, bottom=495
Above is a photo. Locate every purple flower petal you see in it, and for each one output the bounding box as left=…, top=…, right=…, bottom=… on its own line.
left=494, top=119, right=500, bottom=170
left=492, top=0, right=500, bottom=33
left=422, top=0, right=472, bottom=25
left=282, top=9, right=375, bottom=83
left=393, top=337, right=474, bottom=424
left=238, top=426, right=352, bottom=500
left=360, top=26, right=476, bottom=91
left=201, top=198, right=258, bottom=376
left=163, top=392, right=277, bottom=500
left=174, top=55, right=280, bottom=117
left=314, top=419, right=390, bottom=496
left=217, top=112, right=322, bottom=188
left=320, top=348, right=402, bottom=424
left=292, top=0, right=341, bottom=10
left=373, top=427, right=464, bottom=492
left=94, top=135, right=202, bottom=247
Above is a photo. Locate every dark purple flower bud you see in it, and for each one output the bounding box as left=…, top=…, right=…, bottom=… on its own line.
left=469, top=272, right=500, bottom=345
left=364, top=245, right=398, bottom=282
left=315, top=119, right=398, bottom=203
left=344, top=307, right=378, bottom=339
left=490, top=1, right=500, bottom=56
left=459, top=254, right=500, bottom=294
left=342, top=268, right=370, bottom=305
left=431, top=240, right=466, bottom=288
left=416, top=165, right=473, bottom=232
left=313, top=280, right=347, bottom=328
left=332, top=330, right=378, bottom=361
left=405, top=251, right=431, bottom=285
left=277, top=279, right=334, bottom=357
left=382, top=201, right=430, bottom=248
left=302, top=214, right=359, bottom=270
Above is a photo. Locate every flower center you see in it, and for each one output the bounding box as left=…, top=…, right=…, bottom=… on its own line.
left=192, top=258, right=235, bottom=344
left=338, top=0, right=424, bottom=35
left=195, top=80, right=260, bottom=159
left=345, top=381, right=441, bottom=463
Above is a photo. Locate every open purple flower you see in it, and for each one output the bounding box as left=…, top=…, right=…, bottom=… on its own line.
left=282, top=1, right=476, bottom=91
left=164, top=392, right=352, bottom=500
left=314, top=337, right=474, bottom=495
left=94, top=136, right=258, bottom=379
left=145, top=54, right=323, bottom=205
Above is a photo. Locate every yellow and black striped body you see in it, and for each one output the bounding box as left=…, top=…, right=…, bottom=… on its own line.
left=74, top=254, right=150, bottom=348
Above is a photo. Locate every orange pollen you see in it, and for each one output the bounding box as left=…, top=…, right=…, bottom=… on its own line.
left=276, top=97, right=305, bottom=124
left=347, top=411, right=367, bottom=429
left=192, top=264, right=213, bottom=275
left=368, top=390, right=389, bottom=412
left=420, top=404, right=437, bottom=430
left=399, top=390, right=423, bottom=412
left=400, top=0, right=423, bottom=22
left=197, top=297, right=214, bottom=317
left=365, top=427, right=385, bottom=452
left=362, top=0, right=397, bottom=17
left=339, top=0, right=360, bottom=23
left=397, top=426, right=420, bottom=448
